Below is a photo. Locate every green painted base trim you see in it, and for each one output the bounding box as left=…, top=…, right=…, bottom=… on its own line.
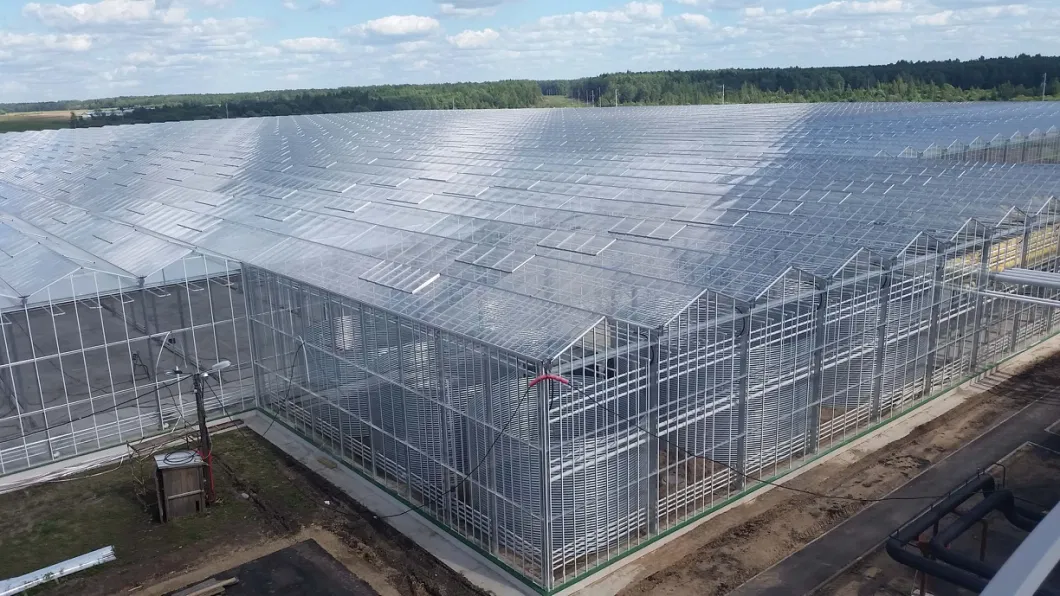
left=256, top=328, right=1060, bottom=596
left=256, top=412, right=549, bottom=595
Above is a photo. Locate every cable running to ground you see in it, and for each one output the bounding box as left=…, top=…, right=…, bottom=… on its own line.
left=376, top=373, right=568, bottom=521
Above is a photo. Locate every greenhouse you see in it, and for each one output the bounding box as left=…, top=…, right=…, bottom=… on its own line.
left=0, top=102, right=1059, bottom=592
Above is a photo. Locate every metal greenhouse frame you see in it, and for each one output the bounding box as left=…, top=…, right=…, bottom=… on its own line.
left=0, top=102, right=1059, bottom=592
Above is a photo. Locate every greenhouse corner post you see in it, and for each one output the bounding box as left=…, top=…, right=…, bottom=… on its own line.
left=538, top=359, right=554, bottom=592
left=869, top=263, right=894, bottom=423
left=733, top=302, right=752, bottom=491
left=969, top=232, right=995, bottom=371
left=922, top=250, right=949, bottom=389
left=1009, top=218, right=1035, bottom=353
left=646, top=328, right=660, bottom=536
left=805, top=277, right=829, bottom=456
left=243, top=266, right=265, bottom=413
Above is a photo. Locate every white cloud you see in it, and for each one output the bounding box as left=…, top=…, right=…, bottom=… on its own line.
left=126, top=49, right=158, bottom=63
left=0, top=80, right=30, bottom=94
left=22, top=0, right=188, bottom=28
left=794, top=0, right=907, bottom=17
left=539, top=2, right=664, bottom=28
left=979, top=4, right=1030, bottom=17
left=2, top=0, right=1057, bottom=104
left=283, top=1, right=298, bottom=9
left=627, top=2, right=665, bottom=18
left=0, top=31, right=93, bottom=51
left=913, top=10, right=952, bottom=25
left=347, top=15, right=441, bottom=41
left=447, top=28, right=500, bottom=48
left=439, top=4, right=497, bottom=17
left=101, top=63, right=137, bottom=80
left=279, top=37, right=343, bottom=53
left=435, top=0, right=505, bottom=13
left=678, top=13, right=712, bottom=28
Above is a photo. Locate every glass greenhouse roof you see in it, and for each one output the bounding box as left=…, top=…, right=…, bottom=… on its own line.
left=0, top=102, right=1058, bottom=359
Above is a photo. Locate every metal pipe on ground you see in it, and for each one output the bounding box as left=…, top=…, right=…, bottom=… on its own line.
left=931, top=490, right=1013, bottom=579
left=886, top=475, right=996, bottom=593
left=888, top=474, right=1060, bottom=595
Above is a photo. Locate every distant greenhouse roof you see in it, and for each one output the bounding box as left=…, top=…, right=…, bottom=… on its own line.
left=0, top=102, right=1058, bottom=359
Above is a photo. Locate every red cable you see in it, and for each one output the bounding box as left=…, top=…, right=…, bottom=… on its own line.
left=528, top=373, right=570, bottom=388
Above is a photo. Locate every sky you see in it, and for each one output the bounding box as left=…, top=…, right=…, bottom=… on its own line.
left=0, top=0, right=1058, bottom=103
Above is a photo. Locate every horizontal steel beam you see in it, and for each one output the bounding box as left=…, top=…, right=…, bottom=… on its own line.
left=993, top=268, right=1060, bottom=290
left=979, top=289, right=1060, bottom=309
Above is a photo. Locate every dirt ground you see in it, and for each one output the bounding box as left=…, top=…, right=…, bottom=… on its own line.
left=618, top=349, right=1060, bottom=596
left=814, top=442, right=1060, bottom=596
left=0, top=429, right=485, bottom=596
left=0, top=110, right=88, bottom=133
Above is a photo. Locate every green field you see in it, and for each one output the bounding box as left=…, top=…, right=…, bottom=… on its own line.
left=536, top=95, right=586, bottom=108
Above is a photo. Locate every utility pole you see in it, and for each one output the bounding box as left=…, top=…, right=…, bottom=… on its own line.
left=1044, top=73, right=1048, bottom=101
left=614, top=87, right=618, bottom=107
left=181, top=360, right=229, bottom=503
left=722, top=83, right=726, bottom=105
left=193, top=372, right=210, bottom=465
left=225, top=102, right=229, bottom=119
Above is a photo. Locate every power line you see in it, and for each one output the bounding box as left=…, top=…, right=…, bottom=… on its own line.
left=260, top=340, right=307, bottom=439
left=6, top=377, right=185, bottom=445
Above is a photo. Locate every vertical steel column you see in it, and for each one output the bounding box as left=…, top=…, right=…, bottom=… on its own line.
left=1049, top=224, right=1060, bottom=332
left=483, top=355, right=499, bottom=555
left=394, top=318, right=411, bottom=501
left=433, top=331, right=451, bottom=521
left=805, top=280, right=829, bottom=455
left=1009, top=220, right=1035, bottom=353
left=358, top=305, right=378, bottom=480
left=923, top=254, right=949, bottom=390
left=733, top=302, right=752, bottom=491
left=538, top=361, right=554, bottom=591
left=141, top=278, right=165, bottom=429
left=869, top=265, right=893, bottom=422
left=968, top=234, right=994, bottom=371
left=645, top=329, right=659, bottom=535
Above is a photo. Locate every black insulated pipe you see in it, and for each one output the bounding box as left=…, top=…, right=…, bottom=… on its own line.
left=887, top=474, right=1060, bottom=595
left=891, top=475, right=996, bottom=545
left=1006, top=501, right=1047, bottom=532
left=885, top=539, right=990, bottom=592
left=930, top=490, right=1012, bottom=579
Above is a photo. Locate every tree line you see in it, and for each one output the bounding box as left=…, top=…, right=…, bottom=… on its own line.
left=544, top=54, right=1060, bottom=105
left=0, top=54, right=1057, bottom=131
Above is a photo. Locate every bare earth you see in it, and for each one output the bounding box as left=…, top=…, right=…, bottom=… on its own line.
left=0, top=430, right=485, bottom=596
left=618, top=346, right=1060, bottom=596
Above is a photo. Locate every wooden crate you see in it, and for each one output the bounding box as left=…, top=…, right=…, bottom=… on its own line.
left=154, top=451, right=206, bottom=521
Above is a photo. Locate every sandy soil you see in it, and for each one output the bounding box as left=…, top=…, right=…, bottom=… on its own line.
left=618, top=349, right=1060, bottom=596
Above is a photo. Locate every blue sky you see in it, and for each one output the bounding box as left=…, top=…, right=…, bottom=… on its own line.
left=1, top=0, right=1058, bottom=102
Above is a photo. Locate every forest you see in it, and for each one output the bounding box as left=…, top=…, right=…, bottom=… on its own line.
left=1, top=54, right=1058, bottom=132
left=542, top=54, right=1060, bottom=105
